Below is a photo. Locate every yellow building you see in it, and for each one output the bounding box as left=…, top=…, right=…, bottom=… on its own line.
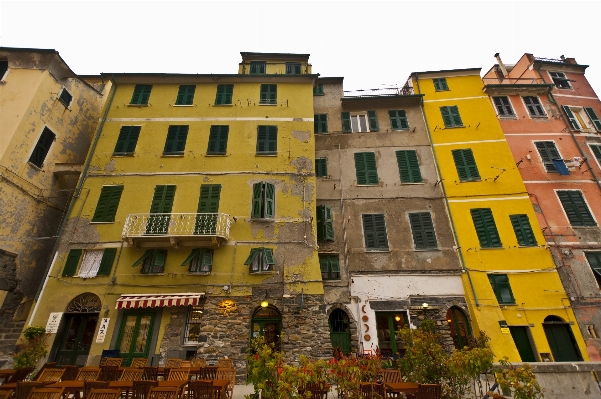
left=409, top=70, right=588, bottom=362
left=0, top=47, right=109, bottom=365
left=28, top=52, right=329, bottom=370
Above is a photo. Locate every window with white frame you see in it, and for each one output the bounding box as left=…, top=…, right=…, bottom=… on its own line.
left=492, top=96, right=515, bottom=117
left=183, top=303, right=205, bottom=344
left=563, top=105, right=601, bottom=133
left=522, top=96, right=546, bottom=117
left=550, top=72, right=572, bottom=89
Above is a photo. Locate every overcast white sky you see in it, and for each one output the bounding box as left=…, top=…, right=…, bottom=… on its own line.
left=1, top=1, right=600, bottom=93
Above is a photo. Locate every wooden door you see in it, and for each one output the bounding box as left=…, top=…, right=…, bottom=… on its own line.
left=116, top=312, right=156, bottom=366
left=54, top=314, right=98, bottom=365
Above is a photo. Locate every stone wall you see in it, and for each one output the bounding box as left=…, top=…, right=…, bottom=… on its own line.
left=0, top=250, right=23, bottom=367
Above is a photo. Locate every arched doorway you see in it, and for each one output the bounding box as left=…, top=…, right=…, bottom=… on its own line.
left=329, top=309, right=351, bottom=356
left=446, top=306, right=472, bottom=349
left=250, top=305, right=282, bottom=350
left=54, top=293, right=101, bottom=365
left=543, top=315, right=583, bottom=361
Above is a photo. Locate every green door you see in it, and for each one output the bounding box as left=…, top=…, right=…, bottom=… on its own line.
left=194, top=184, right=221, bottom=235
left=146, top=185, right=176, bottom=234
left=509, top=326, right=536, bottom=362
left=543, top=321, right=583, bottom=361
left=329, top=309, right=351, bottom=356
left=250, top=306, right=282, bottom=350
left=447, top=307, right=472, bottom=349
left=116, top=312, right=156, bottom=366
left=375, top=312, right=408, bottom=359
left=54, top=314, right=98, bottom=365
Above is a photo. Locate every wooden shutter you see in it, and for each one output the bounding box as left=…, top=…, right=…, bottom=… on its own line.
left=215, top=84, right=233, bottom=105
left=176, top=85, right=195, bottom=105
left=585, top=253, right=601, bottom=278
left=324, top=206, right=334, bottom=241
left=316, top=205, right=325, bottom=241
left=244, top=248, right=260, bottom=265
left=367, top=110, right=379, bottom=131
left=63, top=249, right=82, bottom=277
left=449, top=106, right=462, bottom=126
left=92, top=185, right=124, bottom=222
left=150, top=185, right=176, bottom=213
left=251, top=183, right=263, bottom=218
left=152, top=250, right=167, bottom=273
left=260, top=84, right=277, bottom=104
left=264, top=182, right=275, bottom=218
left=389, top=110, right=408, bottom=130
left=489, top=274, right=515, bottom=304
left=509, top=214, right=537, bottom=247
left=562, top=106, right=581, bottom=130
left=557, top=191, right=596, bottom=226
left=314, top=114, right=328, bottom=133
left=315, top=158, right=327, bottom=177
left=440, top=107, right=453, bottom=127
left=584, top=108, right=601, bottom=131
left=131, top=85, right=152, bottom=104
left=197, top=185, right=221, bottom=213
left=452, top=149, right=480, bottom=181
left=181, top=249, right=199, bottom=266
left=409, top=213, right=437, bottom=249
left=354, top=152, right=378, bottom=185
left=396, top=150, right=422, bottom=183
left=319, top=256, right=329, bottom=274
left=164, top=125, right=188, bottom=154
left=97, top=248, right=117, bottom=276
left=362, top=214, right=388, bottom=249
left=535, top=141, right=561, bottom=172
left=114, top=126, right=141, bottom=154
left=132, top=250, right=152, bottom=267
left=434, top=78, right=448, bottom=91
left=257, top=126, right=277, bottom=153
left=591, top=145, right=601, bottom=164
left=266, top=126, right=277, bottom=153
left=341, top=112, right=352, bottom=133
left=471, top=208, right=502, bottom=248
left=29, top=127, right=55, bottom=167
left=207, top=125, right=229, bottom=154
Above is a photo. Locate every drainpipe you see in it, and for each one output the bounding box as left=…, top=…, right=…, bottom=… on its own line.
left=29, top=75, right=118, bottom=325
left=412, top=73, right=480, bottom=307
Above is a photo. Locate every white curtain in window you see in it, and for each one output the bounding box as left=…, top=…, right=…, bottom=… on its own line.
left=77, top=250, right=103, bottom=278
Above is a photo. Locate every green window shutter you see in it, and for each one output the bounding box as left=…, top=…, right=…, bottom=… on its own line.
left=314, top=114, right=328, bottom=134
left=250, top=62, right=266, bottom=74
left=367, top=110, right=379, bottom=131
left=244, top=248, right=260, bottom=264
left=286, top=63, right=301, bottom=74
left=584, top=108, right=601, bottom=131
left=313, top=85, right=324, bottom=95
left=488, top=274, right=515, bottom=304
left=97, top=248, right=117, bottom=276
left=441, top=106, right=462, bottom=127
left=388, top=110, right=408, bottom=130
left=260, top=84, right=277, bottom=105
left=151, top=250, right=167, bottom=273
left=330, top=256, right=340, bottom=273
left=263, top=248, right=275, bottom=265
left=29, top=127, right=55, bottom=168
left=396, top=150, right=422, bottom=183
left=175, top=85, right=195, bottom=105
left=181, top=249, right=200, bottom=266
left=585, top=253, right=601, bottom=278
left=324, top=205, right=334, bottom=241
left=535, top=141, right=561, bottom=172
left=362, top=214, right=388, bottom=250
left=319, top=256, right=329, bottom=273
left=449, top=106, right=462, bottom=126
left=409, top=212, right=437, bottom=249
left=215, top=84, right=233, bottom=105
left=434, top=78, right=448, bottom=91
left=354, top=152, right=378, bottom=185
left=316, top=205, right=325, bottom=241
left=557, top=191, right=596, bottom=227
left=203, top=250, right=213, bottom=267
left=591, top=145, right=601, bottom=165
left=197, top=185, right=221, bottom=213
left=163, top=125, right=188, bottom=154
left=133, top=250, right=152, bottom=267
left=62, top=249, right=82, bottom=277
left=264, top=182, right=275, bottom=218
left=341, top=112, right=352, bottom=133
left=131, top=85, right=152, bottom=105
left=251, top=183, right=263, bottom=218
left=207, top=125, right=229, bottom=154
left=562, top=106, right=581, bottom=130
left=150, top=185, right=176, bottom=214
left=256, top=126, right=277, bottom=154
left=92, top=185, right=124, bottom=222
left=114, top=126, right=141, bottom=155
left=509, top=214, right=537, bottom=247
left=315, top=158, right=327, bottom=177
left=452, top=149, right=480, bottom=181
left=471, top=208, right=502, bottom=248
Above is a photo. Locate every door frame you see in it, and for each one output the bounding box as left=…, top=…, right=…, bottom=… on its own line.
left=543, top=319, right=583, bottom=362
left=51, top=312, right=99, bottom=365
left=509, top=325, right=538, bottom=362
left=109, top=308, right=162, bottom=366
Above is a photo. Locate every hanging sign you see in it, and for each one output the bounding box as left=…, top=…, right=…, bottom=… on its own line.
left=45, top=312, right=63, bottom=333
left=96, top=318, right=110, bottom=343
left=499, top=320, right=510, bottom=334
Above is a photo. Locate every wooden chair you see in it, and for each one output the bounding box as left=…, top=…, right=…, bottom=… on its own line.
left=83, top=382, right=108, bottom=399
left=360, top=383, right=384, bottom=399
left=142, top=368, right=158, bottom=382
left=215, top=369, right=235, bottom=399
left=15, top=382, right=45, bottom=399
left=101, top=359, right=123, bottom=367
left=86, top=389, right=121, bottom=399
left=75, top=370, right=100, bottom=382
left=147, top=387, right=178, bottom=399
left=61, top=366, right=80, bottom=381
left=415, top=384, right=440, bottom=399
left=98, top=367, right=120, bottom=382
left=118, top=369, right=144, bottom=382
left=215, top=359, right=233, bottom=369
left=26, top=388, right=65, bottom=399
left=6, top=368, right=34, bottom=384
left=298, top=383, right=328, bottom=399
left=382, top=370, right=402, bottom=398
left=166, top=369, right=189, bottom=381
left=132, top=381, right=158, bottom=399
left=187, top=383, right=221, bottom=399
left=190, top=359, right=206, bottom=368
left=197, top=368, right=217, bottom=381
left=0, top=390, right=11, bottom=399
left=35, top=369, right=65, bottom=383
left=164, top=360, right=182, bottom=369
left=130, top=359, right=148, bottom=368
left=31, top=365, right=57, bottom=383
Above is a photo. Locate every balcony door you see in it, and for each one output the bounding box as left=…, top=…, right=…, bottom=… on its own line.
left=116, top=311, right=156, bottom=366
left=195, top=184, right=221, bottom=235
left=146, top=185, right=176, bottom=235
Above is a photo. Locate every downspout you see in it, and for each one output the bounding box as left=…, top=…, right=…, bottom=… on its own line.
left=413, top=73, right=479, bottom=307
left=29, top=75, right=118, bottom=324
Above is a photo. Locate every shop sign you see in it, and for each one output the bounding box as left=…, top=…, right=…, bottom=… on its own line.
left=499, top=320, right=510, bottom=334
left=45, top=312, right=63, bottom=333
left=96, top=318, right=110, bottom=343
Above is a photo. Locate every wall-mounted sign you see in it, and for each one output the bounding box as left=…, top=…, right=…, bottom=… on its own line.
left=217, top=299, right=237, bottom=316
left=96, top=318, right=110, bottom=343
left=499, top=320, right=510, bottom=334
left=45, top=312, right=63, bottom=333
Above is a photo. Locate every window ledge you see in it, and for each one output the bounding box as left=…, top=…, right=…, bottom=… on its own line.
left=499, top=303, right=518, bottom=306
left=571, top=225, right=599, bottom=229
left=365, top=249, right=391, bottom=253
left=133, top=273, right=166, bottom=276
left=458, top=179, right=482, bottom=183
left=479, top=247, right=504, bottom=250
left=435, top=89, right=451, bottom=92
left=173, top=104, right=194, bottom=107
left=90, top=221, right=115, bottom=224
left=187, top=272, right=211, bottom=276
left=401, top=182, right=425, bottom=185
left=161, top=154, right=185, bottom=157
left=128, top=104, right=149, bottom=107
left=249, top=271, right=275, bottom=275
left=256, top=153, right=277, bottom=157
left=250, top=218, right=275, bottom=222
left=414, top=248, right=441, bottom=252
left=205, top=153, right=227, bottom=157
left=213, top=104, right=233, bottom=106
left=356, top=183, right=379, bottom=187
left=259, top=103, right=277, bottom=106
left=530, top=115, right=548, bottom=119
left=499, top=116, right=519, bottom=120
left=112, top=153, right=135, bottom=157
left=27, top=162, right=43, bottom=171
left=391, top=129, right=410, bottom=131
left=517, top=245, right=538, bottom=248
left=443, top=125, right=465, bottom=129
left=181, top=343, right=201, bottom=347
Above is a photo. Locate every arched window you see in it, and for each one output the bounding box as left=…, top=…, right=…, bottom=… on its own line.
left=251, top=305, right=282, bottom=349
left=446, top=306, right=472, bottom=349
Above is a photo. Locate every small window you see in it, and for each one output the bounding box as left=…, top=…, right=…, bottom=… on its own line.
left=319, top=254, right=340, bottom=280
left=354, top=152, right=378, bottom=185
left=245, top=248, right=274, bottom=273
left=182, top=249, right=213, bottom=273
left=76, top=249, right=117, bottom=278
left=163, top=125, right=189, bottom=155
left=314, top=114, right=328, bottom=134
left=351, top=115, right=369, bottom=132
left=408, top=212, right=437, bottom=250
left=114, top=126, right=141, bottom=155
left=29, top=127, right=55, bottom=168
left=256, top=126, right=277, bottom=154
left=260, top=84, right=277, bottom=105
left=250, top=61, right=266, bottom=75
left=133, top=249, right=168, bottom=274
left=251, top=182, right=275, bottom=219
left=550, top=72, right=571, bottom=89
left=492, top=96, right=515, bottom=117
left=286, top=62, right=301, bottom=74
left=175, top=85, right=196, bottom=105
left=509, top=214, right=537, bottom=247
left=396, top=150, right=422, bottom=183
left=562, top=106, right=582, bottom=130
left=452, top=149, right=480, bottom=181
left=523, top=96, right=546, bottom=117
left=130, top=85, right=152, bottom=105
left=471, top=208, right=502, bottom=248
left=362, top=214, right=389, bottom=250
left=207, top=125, right=229, bottom=155
left=535, top=141, right=562, bottom=173
left=440, top=106, right=463, bottom=127
left=584, top=108, right=601, bottom=132
left=58, top=88, right=73, bottom=108
left=557, top=190, right=596, bottom=227
left=92, top=185, right=124, bottom=222
left=585, top=252, right=601, bottom=286
left=184, top=304, right=204, bottom=344
left=488, top=274, right=515, bottom=304
left=215, top=84, right=233, bottom=105
left=313, top=85, right=324, bottom=95
left=0, top=60, right=8, bottom=80
left=316, top=205, right=334, bottom=241
left=433, top=78, right=449, bottom=91
left=389, top=110, right=409, bottom=130
left=315, top=158, right=327, bottom=177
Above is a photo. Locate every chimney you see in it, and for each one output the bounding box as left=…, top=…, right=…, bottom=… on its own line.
left=494, top=53, right=509, bottom=77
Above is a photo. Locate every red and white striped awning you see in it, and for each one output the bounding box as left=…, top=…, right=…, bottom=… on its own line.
left=115, top=293, right=204, bottom=310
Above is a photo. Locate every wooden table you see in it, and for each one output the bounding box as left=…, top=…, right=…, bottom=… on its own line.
left=385, top=382, right=419, bottom=398
left=196, top=380, right=229, bottom=399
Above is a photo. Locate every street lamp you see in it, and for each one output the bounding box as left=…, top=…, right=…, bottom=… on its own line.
left=261, top=291, right=269, bottom=308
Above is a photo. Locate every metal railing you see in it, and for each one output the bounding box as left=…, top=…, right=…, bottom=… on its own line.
left=534, top=57, right=567, bottom=63
left=344, top=85, right=414, bottom=97
left=483, top=77, right=546, bottom=85
left=122, top=213, right=232, bottom=240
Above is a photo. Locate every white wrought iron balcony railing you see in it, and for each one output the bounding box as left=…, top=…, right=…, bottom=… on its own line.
left=122, top=213, right=232, bottom=241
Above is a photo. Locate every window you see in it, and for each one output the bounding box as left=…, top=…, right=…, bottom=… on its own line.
left=182, top=249, right=213, bottom=273
left=206, top=125, right=229, bottom=155
left=130, top=85, right=152, bottom=105
left=585, top=252, right=601, bottom=286
left=0, top=60, right=7, bottom=80
left=523, top=96, right=546, bottom=117
left=409, top=212, right=437, bottom=250
left=452, top=149, right=480, bottom=181
left=133, top=249, right=168, bottom=274
left=341, top=112, right=352, bottom=133
left=341, top=112, right=373, bottom=133
left=250, top=61, right=266, bottom=74
left=367, top=110, right=379, bottom=131
left=557, top=190, right=596, bottom=227
left=509, top=214, right=537, bottom=247
left=175, top=85, right=196, bottom=105
left=316, top=205, right=334, bottom=241
left=319, top=254, right=340, bottom=280
left=314, top=114, right=328, bottom=134
left=433, top=78, right=449, bottom=91
left=114, top=126, right=141, bottom=155
left=354, top=152, right=378, bottom=185
left=471, top=208, right=502, bottom=248
left=488, top=274, right=515, bottom=304
left=492, top=96, right=515, bottom=117
left=29, top=127, right=55, bottom=168
left=245, top=248, right=274, bottom=272
left=62, top=248, right=116, bottom=278
left=163, top=125, right=188, bottom=155
left=256, top=126, right=277, bottom=154
left=58, top=88, right=73, bottom=108
left=591, top=145, right=601, bottom=166
left=184, top=304, right=204, bottom=343
left=62, top=249, right=82, bottom=277
left=92, top=185, right=124, bottom=222
left=260, top=84, right=277, bottom=105
left=215, top=84, right=233, bottom=105
left=584, top=108, right=601, bottom=132
left=389, top=110, right=408, bottom=130
left=550, top=72, right=571, bottom=89
left=147, top=185, right=176, bottom=234
left=562, top=106, right=582, bottom=130
left=535, top=141, right=563, bottom=173
left=362, top=214, right=389, bottom=250
left=286, top=62, right=301, bottom=74
left=313, top=84, right=324, bottom=95
left=440, top=106, right=463, bottom=127
left=351, top=115, right=369, bottom=132
left=251, top=182, right=275, bottom=219
left=195, top=184, right=221, bottom=235
left=396, top=150, right=422, bottom=183
left=315, top=158, right=327, bottom=177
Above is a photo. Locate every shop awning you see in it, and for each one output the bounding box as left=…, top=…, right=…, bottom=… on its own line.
left=115, top=293, right=204, bottom=309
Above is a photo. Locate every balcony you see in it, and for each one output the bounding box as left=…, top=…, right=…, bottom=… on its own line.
left=483, top=77, right=546, bottom=85
left=122, top=213, right=232, bottom=249
left=344, top=85, right=414, bottom=98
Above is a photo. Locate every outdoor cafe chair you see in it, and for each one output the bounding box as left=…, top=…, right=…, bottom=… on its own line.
left=415, top=384, right=441, bottom=399
left=0, top=390, right=12, bottom=399
left=25, top=388, right=65, bottom=399
left=360, top=383, right=384, bottom=399
left=147, top=387, right=179, bottom=399
left=61, top=366, right=80, bottom=381
left=215, top=359, right=233, bottom=369
left=86, top=389, right=121, bottom=399
left=130, top=359, right=148, bottom=368
left=6, top=368, right=34, bottom=385
left=164, top=360, right=182, bottom=369
left=196, top=368, right=217, bottom=381
left=187, top=383, right=221, bottom=399
left=36, top=369, right=65, bottom=383
left=100, top=359, right=123, bottom=368
left=75, top=370, right=100, bottom=382
left=32, top=365, right=57, bottom=383
left=98, top=367, right=120, bottom=382
left=132, top=381, right=158, bottom=399
left=189, top=359, right=206, bottom=368
left=215, top=369, right=235, bottom=399
left=119, top=369, right=144, bottom=382
left=166, top=369, right=189, bottom=382
left=15, top=382, right=45, bottom=399
left=142, top=368, right=159, bottom=382
left=83, top=382, right=109, bottom=399
left=298, top=383, right=328, bottom=399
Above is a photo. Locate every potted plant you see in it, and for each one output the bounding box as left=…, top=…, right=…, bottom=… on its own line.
left=12, top=326, right=48, bottom=373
